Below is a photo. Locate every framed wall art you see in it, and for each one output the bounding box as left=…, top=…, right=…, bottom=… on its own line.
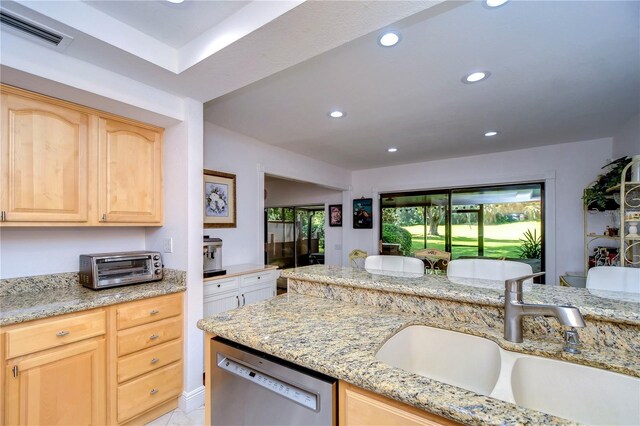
left=353, top=198, right=373, bottom=229
left=329, top=204, right=343, bottom=227
left=204, top=169, right=236, bottom=228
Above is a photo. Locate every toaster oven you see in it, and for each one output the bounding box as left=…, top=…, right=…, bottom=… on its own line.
left=79, top=251, right=163, bottom=290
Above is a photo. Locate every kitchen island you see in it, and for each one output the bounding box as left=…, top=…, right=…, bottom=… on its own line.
left=198, top=265, right=639, bottom=425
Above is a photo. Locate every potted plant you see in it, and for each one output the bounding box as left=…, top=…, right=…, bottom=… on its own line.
left=583, top=156, right=631, bottom=211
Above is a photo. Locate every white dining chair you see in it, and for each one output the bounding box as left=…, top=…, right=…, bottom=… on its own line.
left=364, top=255, right=425, bottom=274
left=447, top=259, right=534, bottom=284
left=586, top=266, right=640, bottom=293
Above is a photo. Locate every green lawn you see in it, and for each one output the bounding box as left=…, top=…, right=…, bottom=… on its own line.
left=403, top=221, right=541, bottom=259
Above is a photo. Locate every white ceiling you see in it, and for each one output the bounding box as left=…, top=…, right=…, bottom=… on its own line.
left=1, top=1, right=638, bottom=171
left=1, top=0, right=441, bottom=100
left=84, top=0, right=250, bottom=49
left=204, top=0, right=640, bottom=170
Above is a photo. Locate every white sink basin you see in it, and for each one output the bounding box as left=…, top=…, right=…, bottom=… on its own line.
left=376, top=325, right=640, bottom=425
left=511, top=356, right=640, bottom=425
left=375, top=325, right=502, bottom=395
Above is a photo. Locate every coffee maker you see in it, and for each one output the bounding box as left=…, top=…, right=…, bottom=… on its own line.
left=203, top=236, right=226, bottom=278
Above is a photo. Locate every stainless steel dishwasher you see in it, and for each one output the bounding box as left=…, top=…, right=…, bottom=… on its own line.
left=210, top=337, right=337, bottom=426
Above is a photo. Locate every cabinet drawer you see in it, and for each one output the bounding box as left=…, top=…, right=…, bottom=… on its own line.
left=241, top=271, right=275, bottom=288
left=116, top=293, right=182, bottom=330
left=118, top=316, right=182, bottom=357
left=5, top=310, right=106, bottom=359
left=117, top=362, right=182, bottom=423
left=118, top=339, right=182, bottom=383
left=204, top=277, right=238, bottom=297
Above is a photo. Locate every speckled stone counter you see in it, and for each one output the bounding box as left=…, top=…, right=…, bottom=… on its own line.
left=0, top=269, right=186, bottom=326
left=204, top=264, right=278, bottom=282
left=198, top=293, right=588, bottom=426
left=281, top=265, right=640, bottom=324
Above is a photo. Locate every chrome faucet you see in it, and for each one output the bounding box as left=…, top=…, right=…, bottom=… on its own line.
left=504, top=272, right=586, bottom=345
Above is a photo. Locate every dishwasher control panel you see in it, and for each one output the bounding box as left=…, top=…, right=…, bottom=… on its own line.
left=218, top=356, right=318, bottom=411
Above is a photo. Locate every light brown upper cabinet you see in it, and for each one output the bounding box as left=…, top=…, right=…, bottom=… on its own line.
left=98, top=118, right=162, bottom=224
left=0, top=90, right=89, bottom=223
left=0, top=85, right=163, bottom=226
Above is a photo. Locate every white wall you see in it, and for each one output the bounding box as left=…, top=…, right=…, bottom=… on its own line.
left=613, top=113, right=640, bottom=158
left=0, top=228, right=145, bottom=278
left=265, top=177, right=342, bottom=207
left=1, top=33, right=184, bottom=123
left=265, top=177, right=344, bottom=266
left=347, top=138, right=613, bottom=283
left=146, top=98, right=205, bottom=412
left=203, top=123, right=351, bottom=267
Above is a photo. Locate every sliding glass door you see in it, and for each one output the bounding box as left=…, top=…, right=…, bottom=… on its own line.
left=265, top=206, right=325, bottom=268
left=380, top=183, right=544, bottom=271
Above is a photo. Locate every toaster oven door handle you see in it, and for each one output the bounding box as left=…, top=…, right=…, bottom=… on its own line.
left=100, top=255, right=151, bottom=262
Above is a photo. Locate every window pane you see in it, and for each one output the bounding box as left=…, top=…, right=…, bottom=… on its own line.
left=452, top=184, right=543, bottom=270
left=381, top=193, right=448, bottom=256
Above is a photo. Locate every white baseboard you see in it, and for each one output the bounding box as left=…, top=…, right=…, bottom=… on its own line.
left=179, top=385, right=205, bottom=413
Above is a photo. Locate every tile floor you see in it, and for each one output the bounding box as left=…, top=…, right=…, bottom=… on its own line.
left=146, top=405, right=205, bottom=426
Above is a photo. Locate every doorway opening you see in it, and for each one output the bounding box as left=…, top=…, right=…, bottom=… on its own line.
left=265, top=205, right=325, bottom=269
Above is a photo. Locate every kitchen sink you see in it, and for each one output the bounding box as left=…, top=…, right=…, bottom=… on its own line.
left=376, top=325, right=640, bottom=425
left=375, top=325, right=502, bottom=395
left=511, top=356, right=640, bottom=425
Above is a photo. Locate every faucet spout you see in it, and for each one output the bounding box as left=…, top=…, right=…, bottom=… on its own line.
left=503, top=272, right=586, bottom=344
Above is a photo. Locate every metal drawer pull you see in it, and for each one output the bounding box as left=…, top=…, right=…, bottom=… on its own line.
left=150, top=334, right=160, bottom=340
left=150, top=388, right=159, bottom=395
left=150, top=357, right=160, bottom=364
left=56, top=330, right=70, bottom=337
left=150, top=309, right=160, bottom=315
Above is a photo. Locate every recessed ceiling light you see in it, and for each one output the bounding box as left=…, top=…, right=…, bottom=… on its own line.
left=387, top=147, right=398, bottom=153
left=167, top=0, right=185, bottom=3
left=462, top=71, right=491, bottom=84
left=484, top=131, right=499, bottom=137
left=328, top=110, right=345, bottom=118
left=485, top=0, right=509, bottom=8
left=378, top=32, right=400, bottom=47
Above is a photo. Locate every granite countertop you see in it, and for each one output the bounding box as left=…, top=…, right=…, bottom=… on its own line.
left=282, top=265, right=640, bottom=325
left=204, top=263, right=278, bottom=282
left=0, top=269, right=186, bottom=326
left=198, top=293, right=593, bottom=426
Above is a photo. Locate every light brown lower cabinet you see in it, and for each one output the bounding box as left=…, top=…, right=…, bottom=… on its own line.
left=5, top=338, right=106, bottom=425
left=1, top=292, right=184, bottom=426
left=339, top=381, right=460, bottom=426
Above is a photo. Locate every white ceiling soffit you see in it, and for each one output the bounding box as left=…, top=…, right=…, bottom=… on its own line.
left=10, top=0, right=303, bottom=73
left=0, top=0, right=449, bottom=103
left=204, top=1, right=640, bottom=170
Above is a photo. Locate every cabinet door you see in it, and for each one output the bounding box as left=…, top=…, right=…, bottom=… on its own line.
left=204, top=291, right=240, bottom=316
left=0, top=92, right=89, bottom=222
left=339, top=381, right=458, bottom=426
left=241, top=282, right=276, bottom=307
left=5, top=339, right=106, bottom=425
left=98, top=118, right=162, bottom=224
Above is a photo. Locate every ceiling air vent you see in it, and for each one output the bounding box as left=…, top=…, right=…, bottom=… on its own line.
left=0, top=10, right=72, bottom=50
